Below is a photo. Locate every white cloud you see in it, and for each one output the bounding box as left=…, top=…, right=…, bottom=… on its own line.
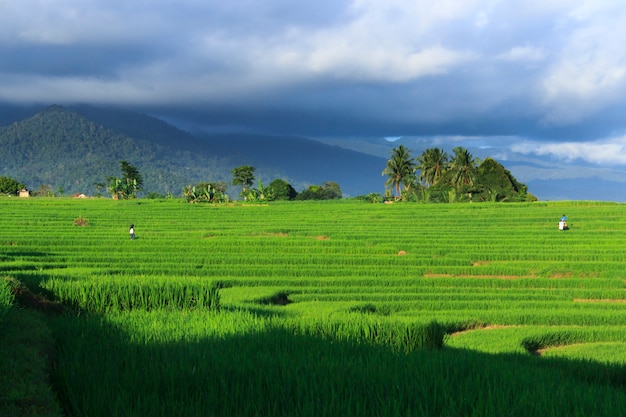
left=540, top=3, right=626, bottom=125
left=511, top=135, right=626, bottom=165
left=300, top=44, right=475, bottom=82
left=242, top=0, right=482, bottom=83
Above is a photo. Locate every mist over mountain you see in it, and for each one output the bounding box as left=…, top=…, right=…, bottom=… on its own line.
left=0, top=105, right=386, bottom=197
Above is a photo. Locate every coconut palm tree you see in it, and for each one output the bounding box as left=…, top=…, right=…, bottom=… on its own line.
left=382, top=145, right=416, bottom=199
left=449, top=147, right=480, bottom=199
left=417, top=147, right=449, bottom=187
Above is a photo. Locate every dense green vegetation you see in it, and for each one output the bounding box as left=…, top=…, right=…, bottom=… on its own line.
left=0, top=105, right=386, bottom=196
left=0, top=175, right=25, bottom=196
left=1, top=105, right=529, bottom=201
left=384, top=145, right=535, bottom=202
left=0, top=276, right=64, bottom=416
left=1, top=198, right=626, bottom=416
left=106, top=160, right=144, bottom=200
left=0, top=277, right=13, bottom=322
left=0, top=105, right=239, bottom=196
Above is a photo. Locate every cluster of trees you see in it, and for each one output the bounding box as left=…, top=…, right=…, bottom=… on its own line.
left=183, top=165, right=341, bottom=203
left=382, top=145, right=535, bottom=203
left=183, top=182, right=229, bottom=203
left=0, top=176, right=25, bottom=196
left=2, top=146, right=532, bottom=204
left=0, top=161, right=338, bottom=202
left=104, top=161, right=144, bottom=200
left=0, top=176, right=64, bottom=197
left=1, top=161, right=144, bottom=199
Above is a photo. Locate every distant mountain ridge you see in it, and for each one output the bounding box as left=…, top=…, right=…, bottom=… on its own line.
left=0, top=105, right=387, bottom=196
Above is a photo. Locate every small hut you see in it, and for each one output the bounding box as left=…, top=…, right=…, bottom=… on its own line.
left=19, top=188, right=30, bottom=198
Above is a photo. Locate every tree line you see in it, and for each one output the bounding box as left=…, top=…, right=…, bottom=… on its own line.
left=1, top=145, right=534, bottom=203
left=183, top=165, right=342, bottom=203
left=0, top=161, right=342, bottom=201
left=382, top=145, right=535, bottom=203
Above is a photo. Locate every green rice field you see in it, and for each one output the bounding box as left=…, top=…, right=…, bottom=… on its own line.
left=1, top=197, right=626, bottom=416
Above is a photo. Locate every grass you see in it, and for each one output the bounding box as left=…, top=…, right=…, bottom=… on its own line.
left=0, top=277, right=14, bottom=322
left=50, top=310, right=626, bottom=417
left=541, top=342, right=626, bottom=364
left=2, top=198, right=626, bottom=416
left=0, top=306, right=64, bottom=417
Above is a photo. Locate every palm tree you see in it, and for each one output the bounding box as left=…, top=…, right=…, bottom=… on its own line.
left=449, top=147, right=480, bottom=199
left=382, top=145, right=416, bottom=199
left=417, top=148, right=449, bottom=187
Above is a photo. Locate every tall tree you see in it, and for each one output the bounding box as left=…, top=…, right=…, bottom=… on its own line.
left=107, top=161, right=143, bottom=199
left=417, top=148, right=449, bottom=187
left=231, top=165, right=255, bottom=198
left=449, top=147, right=480, bottom=199
left=382, top=145, right=416, bottom=199
left=120, top=160, right=143, bottom=198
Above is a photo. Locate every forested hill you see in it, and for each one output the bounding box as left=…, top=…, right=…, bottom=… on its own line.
left=0, top=105, right=388, bottom=196
left=0, top=105, right=225, bottom=195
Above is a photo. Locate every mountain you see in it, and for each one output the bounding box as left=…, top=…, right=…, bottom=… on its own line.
left=68, top=105, right=388, bottom=194
left=0, top=105, right=387, bottom=197
left=6, top=104, right=616, bottom=201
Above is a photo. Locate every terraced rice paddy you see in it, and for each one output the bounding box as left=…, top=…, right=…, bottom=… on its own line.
left=1, top=198, right=626, bottom=416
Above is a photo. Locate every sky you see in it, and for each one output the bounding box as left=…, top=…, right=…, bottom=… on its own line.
left=2, top=0, right=626, bottom=192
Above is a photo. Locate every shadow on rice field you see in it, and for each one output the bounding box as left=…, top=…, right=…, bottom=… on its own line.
left=48, top=308, right=626, bottom=417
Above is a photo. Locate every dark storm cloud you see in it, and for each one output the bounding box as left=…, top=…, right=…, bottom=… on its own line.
left=1, top=0, right=626, bottom=165
left=0, top=44, right=154, bottom=78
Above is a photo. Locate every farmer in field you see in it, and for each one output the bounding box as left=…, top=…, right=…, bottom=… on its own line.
left=130, top=224, right=135, bottom=240
left=558, top=215, right=568, bottom=231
